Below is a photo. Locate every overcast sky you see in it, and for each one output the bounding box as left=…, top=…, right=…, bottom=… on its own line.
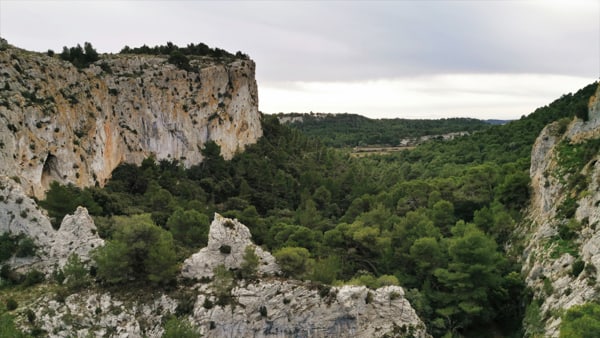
left=1, top=0, right=599, bottom=119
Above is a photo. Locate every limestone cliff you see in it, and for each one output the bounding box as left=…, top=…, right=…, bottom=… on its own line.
left=0, top=40, right=262, bottom=198
left=519, top=84, right=600, bottom=336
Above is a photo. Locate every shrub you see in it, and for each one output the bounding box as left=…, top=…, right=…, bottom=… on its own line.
left=571, top=259, right=585, bottom=277
left=0, top=233, right=17, bottom=262
left=62, top=253, right=90, bottom=291
left=25, top=309, right=35, bottom=323
left=93, top=214, right=178, bottom=286
left=15, top=237, right=36, bottom=257
left=166, top=209, right=209, bottom=247
left=60, top=42, right=99, bottom=68
left=23, top=269, right=45, bottom=286
left=202, top=298, right=214, bottom=309
left=0, top=312, right=30, bottom=337
left=5, top=298, right=18, bottom=311
left=259, top=305, right=267, bottom=317
left=239, top=245, right=259, bottom=279
left=162, top=316, right=201, bottom=338
left=212, top=265, right=234, bottom=306
left=273, top=246, right=311, bottom=278
left=219, top=245, right=231, bottom=254
left=168, top=50, right=193, bottom=72
left=175, top=292, right=196, bottom=316
left=559, top=302, right=600, bottom=337
left=365, top=291, right=374, bottom=304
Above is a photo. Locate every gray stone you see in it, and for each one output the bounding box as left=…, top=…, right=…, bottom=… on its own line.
left=181, top=213, right=279, bottom=279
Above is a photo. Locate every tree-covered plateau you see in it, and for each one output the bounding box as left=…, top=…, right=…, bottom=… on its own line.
left=281, top=113, right=493, bottom=147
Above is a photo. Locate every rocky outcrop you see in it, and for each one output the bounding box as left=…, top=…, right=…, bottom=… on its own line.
left=192, top=281, right=427, bottom=338
left=182, top=213, right=279, bottom=279
left=49, top=207, right=105, bottom=268
left=30, top=291, right=177, bottom=338
left=519, top=84, right=600, bottom=336
left=21, top=280, right=427, bottom=338
left=0, top=175, right=55, bottom=270
left=182, top=214, right=426, bottom=337
left=0, top=176, right=103, bottom=272
left=0, top=41, right=262, bottom=198
left=18, top=214, right=427, bottom=338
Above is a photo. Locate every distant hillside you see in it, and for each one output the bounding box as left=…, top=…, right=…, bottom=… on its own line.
left=276, top=113, right=491, bottom=147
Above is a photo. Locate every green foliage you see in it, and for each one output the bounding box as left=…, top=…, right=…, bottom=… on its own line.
left=549, top=237, right=579, bottom=259
left=5, top=298, right=18, bottom=311
left=558, top=219, right=582, bottom=240
left=59, top=42, right=99, bottom=68
left=282, top=113, right=492, bottom=147
left=62, top=253, right=91, bottom=291
left=0, top=311, right=31, bottom=338
left=120, top=41, right=245, bottom=60
left=168, top=50, right=193, bottom=71
left=570, top=259, right=585, bottom=277
left=22, top=269, right=44, bottom=287
left=162, top=316, right=201, bottom=338
left=15, top=237, right=36, bottom=257
left=212, top=264, right=234, bottom=305
left=524, top=299, right=545, bottom=337
left=1, top=233, right=37, bottom=262
left=496, top=171, right=531, bottom=210
left=240, top=245, right=260, bottom=279
left=555, top=138, right=600, bottom=192
left=559, top=302, right=600, bottom=338
left=430, top=223, right=507, bottom=333
left=167, top=208, right=209, bottom=247
left=348, top=272, right=399, bottom=289
left=0, top=233, right=18, bottom=262
left=273, top=246, right=311, bottom=278
left=38, top=182, right=101, bottom=228
left=93, top=214, right=178, bottom=286
left=259, top=305, right=268, bottom=317
left=72, top=82, right=597, bottom=336
left=308, top=255, right=341, bottom=284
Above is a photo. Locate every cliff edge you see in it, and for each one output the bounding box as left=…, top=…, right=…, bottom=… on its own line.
left=0, top=39, right=262, bottom=198
left=519, top=83, right=600, bottom=336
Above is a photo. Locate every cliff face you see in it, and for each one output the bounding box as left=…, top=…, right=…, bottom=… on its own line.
left=519, top=84, right=600, bottom=336
left=0, top=41, right=262, bottom=198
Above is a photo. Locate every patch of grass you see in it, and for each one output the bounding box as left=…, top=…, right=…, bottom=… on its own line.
left=549, top=237, right=579, bottom=259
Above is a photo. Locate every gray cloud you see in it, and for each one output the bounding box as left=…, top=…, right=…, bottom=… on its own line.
left=2, top=1, right=598, bottom=81
left=1, top=0, right=598, bottom=119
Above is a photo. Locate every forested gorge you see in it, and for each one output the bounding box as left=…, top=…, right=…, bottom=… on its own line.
left=37, top=82, right=598, bottom=337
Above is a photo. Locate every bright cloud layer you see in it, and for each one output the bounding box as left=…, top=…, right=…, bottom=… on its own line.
left=260, top=74, right=594, bottom=119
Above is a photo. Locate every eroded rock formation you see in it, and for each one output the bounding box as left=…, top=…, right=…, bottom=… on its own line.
left=0, top=176, right=103, bottom=272
left=181, top=213, right=279, bottom=279
left=0, top=40, right=262, bottom=198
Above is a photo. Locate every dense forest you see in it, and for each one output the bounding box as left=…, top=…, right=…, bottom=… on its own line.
left=4, top=82, right=597, bottom=337
left=280, top=113, right=493, bottom=147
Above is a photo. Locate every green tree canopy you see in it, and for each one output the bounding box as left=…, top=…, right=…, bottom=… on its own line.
left=560, top=303, right=600, bottom=338
left=93, top=214, right=178, bottom=286
left=273, top=246, right=311, bottom=278
left=166, top=208, right=210, bottom=247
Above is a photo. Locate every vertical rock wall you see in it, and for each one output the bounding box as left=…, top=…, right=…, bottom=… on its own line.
left=0, top=42, right=262, bottom=198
